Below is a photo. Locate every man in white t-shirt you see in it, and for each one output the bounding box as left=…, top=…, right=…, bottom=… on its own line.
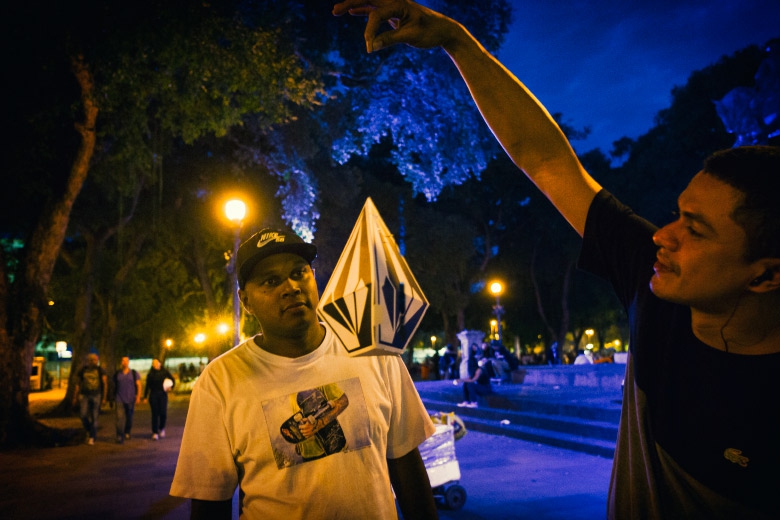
left=171, top=227, right=437, bottom=519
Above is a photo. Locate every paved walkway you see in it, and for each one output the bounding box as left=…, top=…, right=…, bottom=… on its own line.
left=1, top=378, right=615, bottom=519
left=1, top=388, right=195, bottom=519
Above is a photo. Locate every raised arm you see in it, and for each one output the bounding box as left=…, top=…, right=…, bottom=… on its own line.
left=333, top=0, right=601, bottom=235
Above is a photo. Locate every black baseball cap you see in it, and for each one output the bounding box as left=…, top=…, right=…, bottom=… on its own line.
left=237, top=228, right=317, bottom=289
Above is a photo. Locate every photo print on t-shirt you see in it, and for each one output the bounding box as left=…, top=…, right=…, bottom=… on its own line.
left=263, top=377, right=371, bottom=469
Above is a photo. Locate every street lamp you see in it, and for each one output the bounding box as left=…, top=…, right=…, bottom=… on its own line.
left=489, top=281, right=504, bottom=342
left=225, top=199, right=247, bottom=348
left=160, top=338, right=174, bottom=365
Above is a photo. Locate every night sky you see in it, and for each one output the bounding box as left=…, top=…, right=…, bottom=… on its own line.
left=498, top=0, right=780, bottom=154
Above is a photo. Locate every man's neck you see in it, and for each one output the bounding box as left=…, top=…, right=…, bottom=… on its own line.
left=691, top=295, right=780, bottom=355
left=254, top=324, right=326, bottom=358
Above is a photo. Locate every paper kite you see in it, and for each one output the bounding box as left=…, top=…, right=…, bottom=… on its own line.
left=317, top=198, right=429, bottom=356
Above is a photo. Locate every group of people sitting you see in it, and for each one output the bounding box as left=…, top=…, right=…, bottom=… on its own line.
left=456, top=341, right=520, bottom=408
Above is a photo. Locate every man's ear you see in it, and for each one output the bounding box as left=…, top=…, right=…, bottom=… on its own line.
left=748, top=261, right=780, bottom=292
left=239, top=289, right=252, bottom=314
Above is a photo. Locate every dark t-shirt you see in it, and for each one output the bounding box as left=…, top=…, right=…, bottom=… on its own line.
left=77, top=366, right=106, bottom=396
left=579, top=190, right=780, bottom=519
left=114, top=369, right=140, bottom=404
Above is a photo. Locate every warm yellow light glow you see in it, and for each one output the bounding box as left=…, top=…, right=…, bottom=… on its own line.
left=224, top=199, right=247, bottom=223
left=165, top=339, right=173, bottom=348
left=194, top=333, right=207, bottom=344
left=585, top=328, right=594, bottom=336
left=217, top=323, right=230, bottom=335
left=489, top=281, right=503, bottom=296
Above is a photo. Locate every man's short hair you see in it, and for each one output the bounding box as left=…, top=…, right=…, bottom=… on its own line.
left=703, top=145, right=780, bottom=260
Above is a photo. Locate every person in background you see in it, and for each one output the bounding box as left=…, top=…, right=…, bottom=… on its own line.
left=573, top=350, right=593, bottom=365
left=439, top=344, right=458, bottom=379
left=113, top=356, right=141, bottom=443
left=334, top=1, right=780, bottom=517
left=143, top=358, right=175, bottom=440
left=71, top=353, right=108, bottom=445
left=457, top=343, right=491, bottom=408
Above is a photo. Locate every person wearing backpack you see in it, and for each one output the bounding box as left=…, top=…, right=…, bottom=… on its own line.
left=113, top=356, right=141, bottom=444
left=71, top=353, right=108, bottom=445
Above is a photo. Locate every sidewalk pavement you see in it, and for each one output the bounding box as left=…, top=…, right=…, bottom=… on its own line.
left=1, top=378, right=615, bottom=519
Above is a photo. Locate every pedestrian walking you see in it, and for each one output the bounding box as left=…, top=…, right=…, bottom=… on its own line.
left=113, top=356, right=141, bottom=443
left=71, top=353, right=108, bottom=445
left=143, top=358, right=175, bottom=440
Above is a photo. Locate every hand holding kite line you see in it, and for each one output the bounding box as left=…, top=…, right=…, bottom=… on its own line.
left=333, top=0, right=455, bottom=53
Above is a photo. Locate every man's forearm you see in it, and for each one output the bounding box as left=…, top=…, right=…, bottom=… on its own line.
left=440, top=21, right=600, bottom=234
left=191, top=498, right=231, bottom=520
left=388, top=448, right=438, bottom=519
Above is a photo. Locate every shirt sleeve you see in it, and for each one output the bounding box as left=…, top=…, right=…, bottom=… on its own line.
left=384, top=355, right=435, bottom=459
left=579, top=189, right=658, bottom=308
left=170, top=374, right=238, bottom=501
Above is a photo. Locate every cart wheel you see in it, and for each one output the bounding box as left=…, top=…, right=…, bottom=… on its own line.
left=444, top=484, right=467, bottom=510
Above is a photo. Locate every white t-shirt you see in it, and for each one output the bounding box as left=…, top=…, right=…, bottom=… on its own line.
left=170, top=325, right=435, bottom=518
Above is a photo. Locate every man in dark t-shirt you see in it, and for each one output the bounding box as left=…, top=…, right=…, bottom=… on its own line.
left=580, top=190, right=779, bottom=518
left=113, top=356, right=141, bottom=443
left=335, top=1, right=780, bottom=516
left=72, top=353, right=108, bottom=445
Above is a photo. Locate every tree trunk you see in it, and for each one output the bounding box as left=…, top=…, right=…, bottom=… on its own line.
left=193, top=236, right=220, bottom=320
left=100, top=230, right=148, bottom=372
left=551, top=261, right=574, bottom=365
left=51, top=233, right=102, bottom=417
left=530, top=241, right=557, bottom=343
left=0, top=55, right=97, bottom=447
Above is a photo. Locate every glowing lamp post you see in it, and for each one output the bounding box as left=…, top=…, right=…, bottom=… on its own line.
left=194, top=333, right=207, bottom=348
left=489, top=281, right=504, bottom=343
left=160, top=338, right=174, bottom=365
left=585, top=328, right=594, bottom=350
left=225, top=199, right=247, bottom=348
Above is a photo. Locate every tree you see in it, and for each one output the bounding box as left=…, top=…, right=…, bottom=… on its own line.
left=714, top=38, right=780, bottom=147
left=1, top=0, right=325, bottom=446
left=0, top=55, right=97, bottom=446
left=603, top=44, right=768, bottom=225
left=330, top=0, right=510, bottom=200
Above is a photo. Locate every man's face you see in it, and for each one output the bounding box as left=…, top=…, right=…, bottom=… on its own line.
left=239, top=253, right=320, bottom=338
left=650, top=172, right=760, bottom=311
left=152, top=359, right=161, bottom=370
left=121, top=357, right=130, bottom=370
left=87, top=354, right=99, bottom=367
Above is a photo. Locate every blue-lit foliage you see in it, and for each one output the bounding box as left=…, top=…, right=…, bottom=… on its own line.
left=715, top=40, right=780, bottom=146
left=273, top=162, right=320, bottom=243
left=331, top=1, right=509, bottom=201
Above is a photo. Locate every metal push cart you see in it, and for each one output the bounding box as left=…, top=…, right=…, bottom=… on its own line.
left=419, top=423, right=467, bottom=510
